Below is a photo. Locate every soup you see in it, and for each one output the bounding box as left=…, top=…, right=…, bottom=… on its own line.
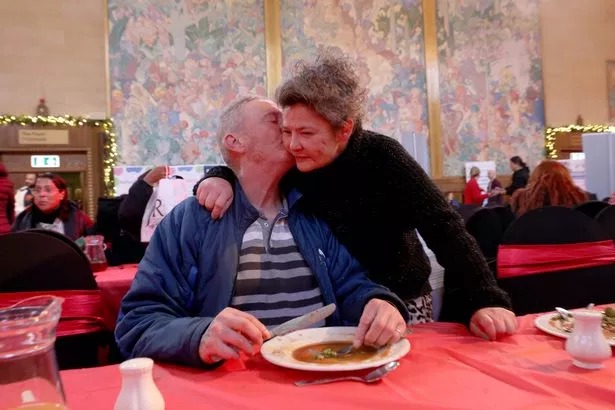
left=292, top=341, right=389, bottom=364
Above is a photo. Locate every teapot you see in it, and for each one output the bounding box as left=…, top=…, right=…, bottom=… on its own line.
left=84, top=234, right=108, bottom=272
left=0, top=296, right=67, bottom=409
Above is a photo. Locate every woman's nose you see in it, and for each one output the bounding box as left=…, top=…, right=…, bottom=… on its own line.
left=288, top=134, right=301, bottom=151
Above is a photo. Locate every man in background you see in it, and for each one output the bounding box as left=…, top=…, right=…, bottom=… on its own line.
left=14, top=173, right=36, bottom=215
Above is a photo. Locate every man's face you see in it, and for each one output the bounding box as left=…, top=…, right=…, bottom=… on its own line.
left=488, top=170, right=496, bottom=180
left=25, top=173, right=36, bottom=187
left=241, top=99, right=294, bottom=171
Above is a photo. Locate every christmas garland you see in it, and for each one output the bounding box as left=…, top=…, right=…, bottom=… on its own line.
left=0, top=115, right=118, bottom=196
left=545, top=124, right=615, bottom=159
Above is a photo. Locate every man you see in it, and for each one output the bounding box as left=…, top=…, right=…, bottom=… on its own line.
left=486, top=169, right=504, bottom=206
left=14, top=173, right=36, bottom=215
left=116, top=96, right=409, bottom=368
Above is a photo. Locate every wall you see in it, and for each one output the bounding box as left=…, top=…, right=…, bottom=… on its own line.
left=540, top=0, right=615, bottom=125
left=0, top=0, right=107, bottom=117
left=3, top=1, right=613, bottom=172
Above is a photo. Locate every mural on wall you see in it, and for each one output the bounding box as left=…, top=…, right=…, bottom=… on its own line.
left=437, top=0, right=545, bottom=176
left=608, top=61, right=615, bottom=123
left=281, top=0, right=431, bottom=172
left=108, top=0, right=266, bottom=165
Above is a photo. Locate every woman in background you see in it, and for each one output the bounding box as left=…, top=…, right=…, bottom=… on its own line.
left=505, top=156, right=530, bottom=196
left=511, top=160, right=588, bottom=217
left=0, top=163, right=15, bottom=235
left=12, top=173, right=92, bottom=240
left=463, top=166, right=489, bottom=206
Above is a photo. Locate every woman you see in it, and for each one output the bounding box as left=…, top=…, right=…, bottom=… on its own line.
left=197, top=53, right=516, bottom=340
left=511, top=160, right=588, bottom=217
left=12, top=173, right=93, bottom=240
left=0, top=163, right=15, bottom=235
left=505, top=156, right=530, bottom=196
left=463, top=166, right=489, bottom=205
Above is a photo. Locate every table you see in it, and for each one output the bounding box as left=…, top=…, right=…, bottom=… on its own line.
left=94, top=265, right=137, bottom=329
left=60, top=311, right=615, bottom=409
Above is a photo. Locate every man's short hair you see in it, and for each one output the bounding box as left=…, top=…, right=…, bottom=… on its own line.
left=216, top=95, right=261, bottom=166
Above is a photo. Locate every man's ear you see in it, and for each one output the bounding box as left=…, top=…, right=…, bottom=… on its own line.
left=222, top=133, right=246, bottom=154
left=337, top=118, right=354, bottom=143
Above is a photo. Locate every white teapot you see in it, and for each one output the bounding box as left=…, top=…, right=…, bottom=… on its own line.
left=565, top=310, right=612, bottom=369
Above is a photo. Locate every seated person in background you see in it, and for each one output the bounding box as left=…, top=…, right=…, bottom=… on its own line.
left=12, top=173, right=93, bottom=241
left=445, top=191, right=461, bottom=209
left=14, top=172, right=36, bottom=216
left=116, top=96, right=409, bottom=368
left=463, top=167, right=489, bottom=206
left=510, top=160, right=588, bottom=217
left=486, top=170, right=504, bottom=206
left=117, top=165, right=169, bottom=243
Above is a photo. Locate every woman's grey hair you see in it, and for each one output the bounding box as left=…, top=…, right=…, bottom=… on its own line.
left=276, top=50, right=367, bottom=131
left=470, top=166, right=481, bottom=178
left=216, top=95, right=260, bottom=165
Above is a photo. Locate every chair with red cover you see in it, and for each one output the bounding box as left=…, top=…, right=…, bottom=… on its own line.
left=497, top=206, right=615, bottom=315
left=0, top=231, right=111, bottom=369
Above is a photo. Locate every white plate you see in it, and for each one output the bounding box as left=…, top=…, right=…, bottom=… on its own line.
left=260, top=326, right=411, bottom=371
left=534, top=312, right=615, bottom=346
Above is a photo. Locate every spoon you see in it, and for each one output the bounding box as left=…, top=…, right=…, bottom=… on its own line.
left=555, top=307, right=572, bottom=318
left=294, top=361, right=400, bottom=387
left=336, top=328, right=412, bottom=356
left=556, top=303, right=596, bottom=318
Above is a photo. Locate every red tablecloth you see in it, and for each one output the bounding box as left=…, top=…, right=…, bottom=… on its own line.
left=60, top=311, right=615, bottom=410
left=94, top=265, right=138, bottom=329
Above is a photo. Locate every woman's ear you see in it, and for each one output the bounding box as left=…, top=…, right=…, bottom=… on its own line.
left=337, top=118, right=355, bottom=143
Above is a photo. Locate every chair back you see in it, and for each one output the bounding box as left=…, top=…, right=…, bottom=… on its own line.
left=465, top=207, right=504, bottom=259
left=497, top=206, right=615, bottom=315
left=595, top=205, right=615, bottom=241
left=574, top=200, right=609, bottom=219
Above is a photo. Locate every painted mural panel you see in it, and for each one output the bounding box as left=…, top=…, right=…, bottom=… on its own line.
left=437, top=0, right=545, bottom=176
left=281, top=0, right=431, bottom=172
left=108, top=0, right=266, bottom=165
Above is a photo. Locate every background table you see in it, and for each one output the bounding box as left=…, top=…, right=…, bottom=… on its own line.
left=60, top=310, right=615, bottom=410
left=95, top=265, right=138, bottom=329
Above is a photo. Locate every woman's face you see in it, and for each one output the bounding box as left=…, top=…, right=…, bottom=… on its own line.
left=282, top=104, right=352, bottom=172
left=33, top=178, right=65, bottom=213
left=510, top=161, right=517, bottom=171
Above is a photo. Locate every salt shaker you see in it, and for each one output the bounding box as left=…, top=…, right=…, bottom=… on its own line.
left=565, top=310, right=612, bottom=369
left=114, top=358, right=165, bottom=410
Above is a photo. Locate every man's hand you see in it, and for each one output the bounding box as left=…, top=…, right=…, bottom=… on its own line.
left=469, top=307, right=517, bottom=341
left=199, top=308, right=270, bottom=364
left=196, top=178, right=233, bottom=219
left=353, top=299, right=407, bottom=349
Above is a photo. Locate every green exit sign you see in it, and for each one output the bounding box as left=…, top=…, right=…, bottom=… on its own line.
left=31, top=155, right=60, bottom=168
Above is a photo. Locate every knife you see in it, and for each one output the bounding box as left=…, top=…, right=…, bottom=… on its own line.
left=268, top=303, right=336, bottom=339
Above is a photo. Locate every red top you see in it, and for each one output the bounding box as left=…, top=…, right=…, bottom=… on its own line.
left=463, top=177, right=488, bottom=205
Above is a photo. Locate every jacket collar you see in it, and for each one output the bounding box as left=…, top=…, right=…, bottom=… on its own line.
left=231, top=180, right=303, bottom=223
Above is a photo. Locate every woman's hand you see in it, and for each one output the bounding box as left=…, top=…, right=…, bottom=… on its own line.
left=196, top=178, right=234, bottom=219
left=469, top=307, right=517, bottom=340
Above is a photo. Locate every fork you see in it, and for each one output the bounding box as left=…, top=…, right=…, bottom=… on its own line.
left=336, top=327, right=412, bottom=355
